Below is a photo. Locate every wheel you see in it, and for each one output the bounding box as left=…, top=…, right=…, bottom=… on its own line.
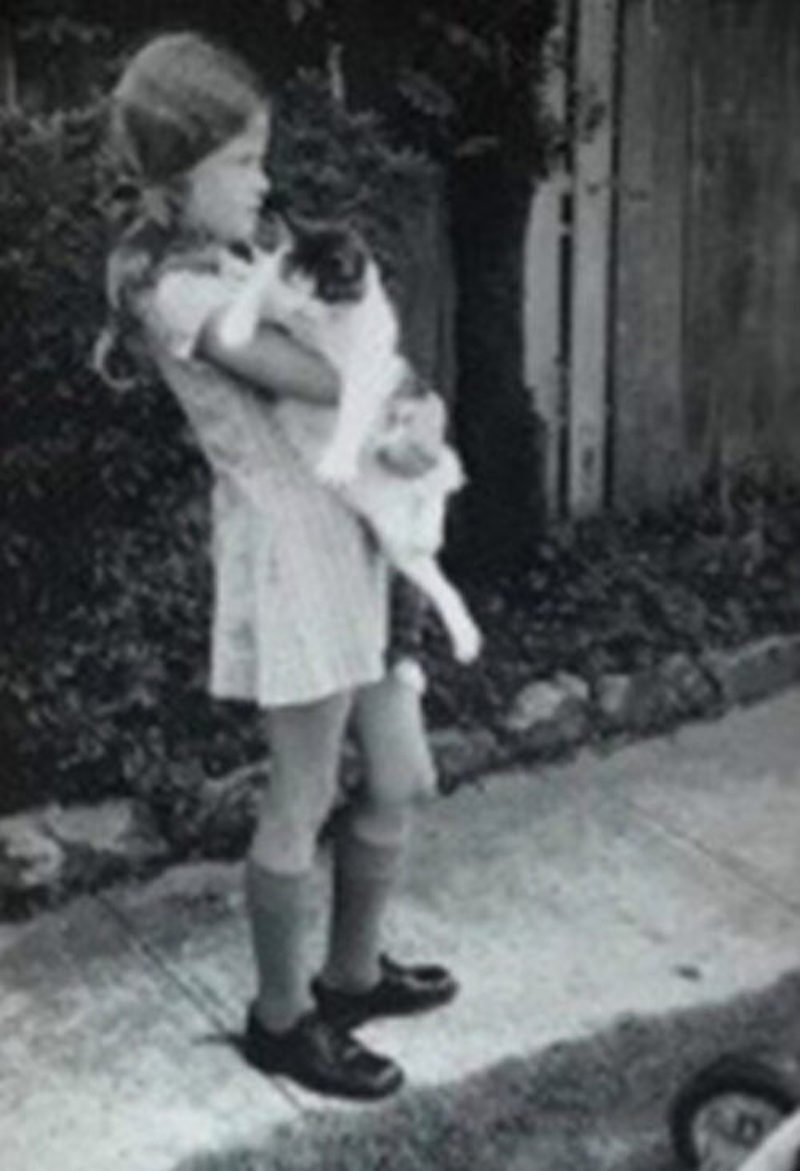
left=669, top=1052, right=800, bottom=1170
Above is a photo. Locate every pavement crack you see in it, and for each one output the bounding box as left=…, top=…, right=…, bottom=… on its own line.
left=95, top=891, right=232, bottom=1029
left=94, top=892, right=304, bottom=1112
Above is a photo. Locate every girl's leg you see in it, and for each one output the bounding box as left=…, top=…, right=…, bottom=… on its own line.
left=320, top=668, right=437, bottom=993
left=247, top=691, right=352, bottom=1031
left=244, top=689, right=405, bottom=1101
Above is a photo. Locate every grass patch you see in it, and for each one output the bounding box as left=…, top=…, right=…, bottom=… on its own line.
left=175, top=972, right=800, bottom=1171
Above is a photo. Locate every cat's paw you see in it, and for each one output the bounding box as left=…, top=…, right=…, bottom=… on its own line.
left=316, top=450, right=359, bottom=487
left=218, top=307, right=258, bottom=349
left=218, top=257, right=280, bottom=348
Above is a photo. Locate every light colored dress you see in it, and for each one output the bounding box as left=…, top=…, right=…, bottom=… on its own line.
left=135, top=242, right=389, bottom=708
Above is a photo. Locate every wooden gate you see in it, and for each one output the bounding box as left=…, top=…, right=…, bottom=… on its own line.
left=525, top=0, right=800, bottom=518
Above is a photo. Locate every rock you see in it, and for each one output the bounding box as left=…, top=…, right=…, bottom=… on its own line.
left=595, top=672, right=636, bottom=728
left=622, top=672, right=666, bottom=734
left=201, top=764, right=266, bottom=858
left=169, top=762, right=267, bottom=859
left=555, top=672, right=591, bottom=704
left=505, top=680, right=566, bottom=730
left=42, top=799, right=167, bottom=887
left=0, top=814, right=66, bottom=913
left=655, top=653, right=717, bottom=718
left=429, top=726, right=504, bottom=792
left=502, top=677, right=590, bottom=756
left=705, top=635, right=800, bottom=707
left=43, top=799, right=150, bottom=850
left=144, top=759, right=258, bottom=857
left=596, top=656, right=717, bottom=737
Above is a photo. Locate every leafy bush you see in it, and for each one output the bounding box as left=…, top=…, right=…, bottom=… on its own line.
left=0, top=101, right=203, bottom=632
left=269, top=74, right=438, bottom=291
left=424, top=482, right=800, bottom=730
left=0, top=104, right=112, bottom=434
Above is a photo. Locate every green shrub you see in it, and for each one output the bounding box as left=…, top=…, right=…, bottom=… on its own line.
left=1, top=104, right=113, bottom=434
left=269, top=74, right=438, bottom=291
left=0, top=101, right=201, bottom=627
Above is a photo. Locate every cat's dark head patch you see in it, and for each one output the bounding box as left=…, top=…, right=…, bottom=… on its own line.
left=283, top=219, right=368, bottom=304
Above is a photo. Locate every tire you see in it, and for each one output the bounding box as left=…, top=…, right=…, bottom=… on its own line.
left=669, top=1052, right=800, bottom=1168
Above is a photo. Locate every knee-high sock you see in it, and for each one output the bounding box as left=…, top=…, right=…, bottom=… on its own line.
left=245, top=858, right=315, bottom=1033
left=321, top=815, right=408, bottom=993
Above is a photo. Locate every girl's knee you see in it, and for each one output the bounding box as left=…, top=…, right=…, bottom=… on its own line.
left=408, top=743, right=438, bottom=803
left=347, top=793, right=415, bottom=850
left=383, top=752, right=437, bottom=807
left=364, top=738, right=437, bottom=809
left=249, top=810, right=319, bottom=874
left=249, top=836, right=316, bottom=875
left=250, top=778, right=333, bottom=874
left=354, top=670, right=438, bottom=805
left=384, top=720, right=438, bottom=805
left=254, top=691, right=354, bottom=872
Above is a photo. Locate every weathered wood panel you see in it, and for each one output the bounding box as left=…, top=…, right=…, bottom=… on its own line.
left=612, top=0, right=691, bottom=508
left=746, top=0, right=800, bottom=481
left=525, top=0, right=800, bottom=516
left=612, top=0, right=800, bottom=505
left=682, top=0, right=800, bottom=487
left=524, top=12, right=571, bottom=517
left=568, top=0, right=619, bottom=514
left=770, top=3, right=800, bottom=476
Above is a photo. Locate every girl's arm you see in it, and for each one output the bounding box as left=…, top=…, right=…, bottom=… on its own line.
left=198, top=313, right=340, bottom=405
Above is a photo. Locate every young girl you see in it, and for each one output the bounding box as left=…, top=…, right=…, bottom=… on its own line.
left=101, top=33, right=457, bottom=1100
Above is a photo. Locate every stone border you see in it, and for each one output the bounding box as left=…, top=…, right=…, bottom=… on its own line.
left=3, top=633, right=800, bottom=919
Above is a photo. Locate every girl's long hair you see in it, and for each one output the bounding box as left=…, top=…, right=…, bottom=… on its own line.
left=94, top=33, right=266, bottom=388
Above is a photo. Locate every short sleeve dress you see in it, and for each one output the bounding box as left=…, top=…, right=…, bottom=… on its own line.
left=132, top=241, right=390, bottom=709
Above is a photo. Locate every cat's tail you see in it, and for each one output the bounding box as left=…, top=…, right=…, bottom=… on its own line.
left=394, top=555, right=482, bottom=664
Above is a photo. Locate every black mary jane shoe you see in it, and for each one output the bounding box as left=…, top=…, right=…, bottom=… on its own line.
left=243, top=1007, right=404, bottom=1100
left=312, top=954, right=459, bottom=1028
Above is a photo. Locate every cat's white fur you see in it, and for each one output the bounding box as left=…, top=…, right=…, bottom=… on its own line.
left=219, top=241, right=481, bottom=663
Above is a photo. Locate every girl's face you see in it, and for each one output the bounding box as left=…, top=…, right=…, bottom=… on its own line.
left=182, top=109, right=270, bottom=243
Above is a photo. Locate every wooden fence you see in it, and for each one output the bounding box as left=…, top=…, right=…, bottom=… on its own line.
left=525, top=0, right=800, bottom=517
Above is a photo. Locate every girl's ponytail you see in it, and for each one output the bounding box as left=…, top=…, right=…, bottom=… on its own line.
left=93, top=216, right=170, bottom=390
left=94, top=32, right=267, bottom=389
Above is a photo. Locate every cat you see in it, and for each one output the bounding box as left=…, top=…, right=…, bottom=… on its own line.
left=219, top=217, right=481, bottom=664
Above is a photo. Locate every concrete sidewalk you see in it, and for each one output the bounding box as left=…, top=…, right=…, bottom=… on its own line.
left=3, top=687, right=800, bottom=1171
